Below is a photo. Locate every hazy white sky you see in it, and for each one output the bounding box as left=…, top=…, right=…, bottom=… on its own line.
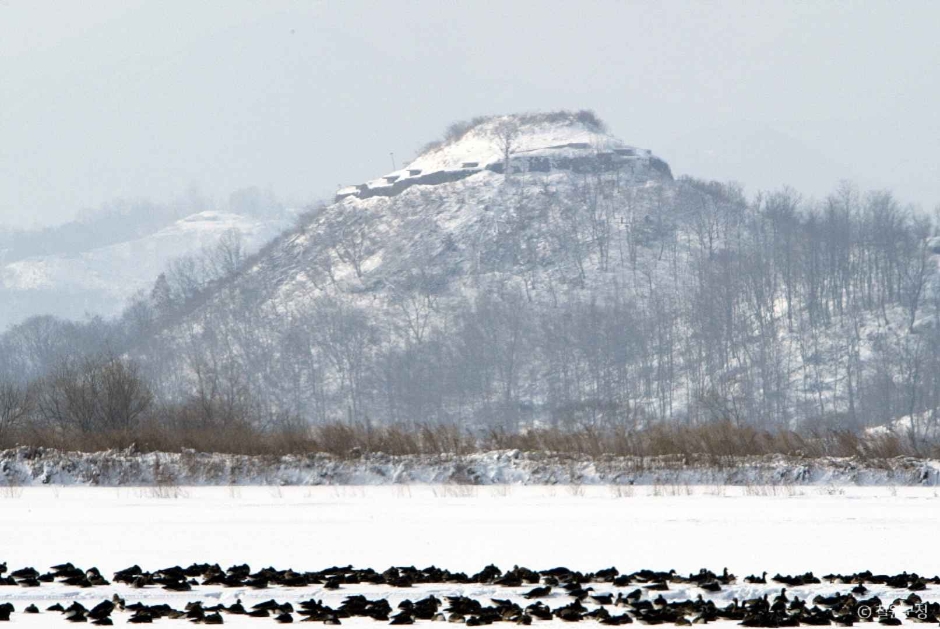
left=2, top=1, right=939, bottom=227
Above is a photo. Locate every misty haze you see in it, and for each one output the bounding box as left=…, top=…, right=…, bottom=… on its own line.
left=2, top=3, right=940, bottom=627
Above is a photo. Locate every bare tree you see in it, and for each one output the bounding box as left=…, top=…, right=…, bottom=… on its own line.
left=166, top=255, right=206, bottom=302
left=491, top=118, right=520, bottom=178
left=389, top=275, right=438, bottom=346
left=311, top=297, right=379, bottom=425
left=900, top=217, right=933, bottom=331
left=206, top=228, right=246, bottom=278
left=99, top=357, right=154, bottom=431
left=0, top=381, right=34, bottom=444
left=36, top=355, right=153, bottom=433
left=334, top=220, right=372, bottom=280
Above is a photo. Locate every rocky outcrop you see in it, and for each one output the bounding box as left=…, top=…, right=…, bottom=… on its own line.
left=336, top=148, right=672, bottom=203
left=335, top=112, right=672, bottom=202
left=337, top=168, right=482, bottom=202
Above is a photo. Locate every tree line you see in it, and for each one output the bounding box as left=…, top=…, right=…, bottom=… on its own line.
left=1, top=172, right=939, bottom=451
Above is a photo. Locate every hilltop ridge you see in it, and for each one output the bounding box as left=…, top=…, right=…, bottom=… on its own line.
left=336, top=110, right=671, bottom=201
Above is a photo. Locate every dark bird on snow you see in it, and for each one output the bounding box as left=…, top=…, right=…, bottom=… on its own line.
left=524, top=586, right=552, bottom=599
left=10, top=566, right=39, bottom=579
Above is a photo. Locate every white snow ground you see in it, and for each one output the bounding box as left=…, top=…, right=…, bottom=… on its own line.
left=0, top=486, right=937, bottom=626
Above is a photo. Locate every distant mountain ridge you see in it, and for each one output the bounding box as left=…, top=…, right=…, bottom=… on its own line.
left=0, top=202, right=181, bottom=262
left=0, top=206, right=291, bottom=331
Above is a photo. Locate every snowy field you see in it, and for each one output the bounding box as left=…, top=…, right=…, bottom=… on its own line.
left=1, top=486, right=938, bottom=625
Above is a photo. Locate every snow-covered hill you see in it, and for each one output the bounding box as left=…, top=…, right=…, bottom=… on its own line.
left=0, top=210, right=290, bottom=331
left=127, top=112, right=680, bottom=419
left=112, top=110, right=940, bottom=435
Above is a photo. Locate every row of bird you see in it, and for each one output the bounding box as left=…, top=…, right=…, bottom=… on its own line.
left=2, top=564, right=940, bottom=625
left=1, top=588, right=938, bottom=625
left=1, top=563, right=938, bottom=592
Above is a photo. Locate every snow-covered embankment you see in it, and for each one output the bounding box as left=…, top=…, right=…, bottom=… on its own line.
left=1, top=447, right=939, bottom=486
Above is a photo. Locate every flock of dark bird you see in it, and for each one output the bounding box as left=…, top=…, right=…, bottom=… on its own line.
left=1, top=561, right=939, bottom=625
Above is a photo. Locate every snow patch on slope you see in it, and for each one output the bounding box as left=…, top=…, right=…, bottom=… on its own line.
left=407, top=115, right=642, bottom=174
left=0, top=211, right=290, bottom=328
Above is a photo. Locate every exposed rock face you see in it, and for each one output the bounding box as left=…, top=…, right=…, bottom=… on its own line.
left=336, top=112, right=672, bottom=202
left=337, top=168, right=481, bottom=201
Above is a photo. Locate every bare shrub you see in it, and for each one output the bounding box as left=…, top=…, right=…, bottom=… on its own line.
left=861, top=433, right=907, bottom=459
left=3, top=413, right=939, bottom=465
left=669, top=483, right=693, bottom=496
left=149, top=456, right=186, bottom=499
left=609, top=484, right=634, bottom=498
left=331, top=486, right=366, bottom=499
left=488, top=485, right=513, bottom=498
left=147, top=484, right=187, bottom=499
left=36, top=354, right=152, bottom=434
left=816, top=484, right=846, bottom=496
left=432, top=485, right=477, bottom=498
left=1, top=476, right=23, bottom=499
left=743, top=483, right=767, bottom=497
left=566, top=483, right=586, bottom=497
